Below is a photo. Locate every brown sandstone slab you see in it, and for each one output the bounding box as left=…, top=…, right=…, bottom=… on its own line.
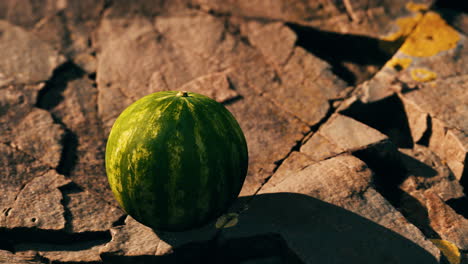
left=263, top=46, right=347, bottom=126
left=0, top=84, right=45, bottom=144
left=96, top=15, right=220, bottom=132
left=0, top=0, right=105, bottom=70
left=0, top=250, right=41, bottom=264
left=399, top=145, right=464, bottom=202
left=356, top=12, right=467, bottom=103
left=425, top=191, right=468, bottom=251
left=0, top=20, right=64, bottom=86
left=442, top=130, right=468, bottom=181
left=221, top=192, right=439, bottom=264
left=100, top=215, right=215, bottom=259
left=260, top=154, right=439, bottom=258
left=399, top=95, right=429, bottom=143
left=0, top=171, right=71, bottom=230
left=0, top=143, right=50, bottom=215
left=404, top=75, right=468, bottom=133
left=33, top=0, right=105, bottom=58
left=154, top=13, right=257, bottom=70
left=63, top=188, right=124, bottom=233
left=428, top=117, right=448, bottom=158
left=300, top=114, right=389, bottom=161
left=177, top=72, right=239, bottom=103
left=0, top=86, right=65, bottom=169
left=2, top=2, right=467, bottom=264
left=11, top=108, right=64, bottom=168
left=260, top=155, right=372, bottom=203
left=225, top=93, right=308, bottom=195
left=244, top=21, right=297, bottom=66
left=264, top=152, right=314, bottom=189
left=403, top=75, right=468, bottom=180
left=15, top=241, right=107, bottom=263
left=299, top=133, right=344, bottom=162
left=318, top=114, right=388, bottom=150
left=194, top=0, right=434, bottom=37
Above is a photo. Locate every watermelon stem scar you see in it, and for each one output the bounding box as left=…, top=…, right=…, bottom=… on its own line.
left=176, top=91, right=189, bottom=97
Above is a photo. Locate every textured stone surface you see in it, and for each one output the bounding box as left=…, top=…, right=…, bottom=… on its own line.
left=221, top=193, right=439, bottom=264
left=0, top=20, right=64, bottom=86
left=50, top=76, right=116, bottom=204
left=403, top=75, right=468, bottom=180
left=96, top=11, right=312, bottom=195
left=177, top=72, right=239, bottom=103
left=195, top=0, right=434, bottom=36
left=260, top=154, right=439, bottom=258
left=425, top=192, right=468, bottom=251
left=399, top=145, right=464, bottom=202
left=300, top=114, right=389, bottom=161
left=0, top=250, right=41, bottom=264
left=0, top=1, right=466, bottom=263
left=0, top=87, right=65, bottom=168
left=63, top=188, right=124, bottom=233
left=100, top=216, right=162, bottom=257
left=353, top=11, right=467, bottom=103
left=0, top=84, right=46, bottom=145
left=15, top=241, right=107, bottom=263
left=400, top=95, right=429, bottom=143
left=0, top=171, right=70, bottom=230
left=0, top=143, right=50, bottom=213
left=100, top=215, right=216, bottom=259
left=404, top=76, right=467, bottom=133
left=261, top=155, right=372, bottom=202
left=259, top=46, right=347, bottom=125
left=245, top=22, right=297, bottom=66
left=11, top=109, right=64, bottom=168
left=316, top=114, right=388, bottom=150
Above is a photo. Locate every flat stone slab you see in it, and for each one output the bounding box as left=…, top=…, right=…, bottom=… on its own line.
left=0, top=1, right=466, bottom=263
left=402, top=75, right=468, bottom=180
left=0, top=171, right=70, bottom=230
left=221, top=192, right=438, bottom=264
left=0, top=250, right=41, bottom=264
left=259, top=154, right=439, bottom=258
left=11, top=109, right=64, bottom=168
left=0, top=20, right=64, bottom=86
left=355, top=12, right=467, bottom=103
left=399, top=145, right=464, bottom=202
left=62, top=187, right=124, bottom=233
left=300, top=114, right=390, bottom=162
left=425, top=191, right=468, bottom=251
left=15, top=240, right=108, bottom=263
left=0, top=143, right=50, bottom=216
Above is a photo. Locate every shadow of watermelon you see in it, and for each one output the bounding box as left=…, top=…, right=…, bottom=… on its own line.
left=102, top=193, right=439, bottom=264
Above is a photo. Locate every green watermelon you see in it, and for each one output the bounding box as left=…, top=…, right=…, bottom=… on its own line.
left=105, top=91, right=248, bottom=231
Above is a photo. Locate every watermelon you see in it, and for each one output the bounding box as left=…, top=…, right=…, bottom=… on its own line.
left=105, top=91, right=248, bottom=231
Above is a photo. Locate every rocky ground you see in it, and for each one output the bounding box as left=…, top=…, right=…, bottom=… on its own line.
left=0, top=0, right=467, bottom=263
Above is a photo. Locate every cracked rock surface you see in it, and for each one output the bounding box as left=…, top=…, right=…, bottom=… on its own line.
left=0, top=1, right=466, bottom=263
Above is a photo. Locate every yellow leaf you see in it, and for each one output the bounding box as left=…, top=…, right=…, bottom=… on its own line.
left=215, top=213, right=239, bottom=229
left=429, top=239, right=461, bottom=264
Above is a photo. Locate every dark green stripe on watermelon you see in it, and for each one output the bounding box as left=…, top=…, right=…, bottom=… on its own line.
left=105, top=91, right=248, bottom=231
